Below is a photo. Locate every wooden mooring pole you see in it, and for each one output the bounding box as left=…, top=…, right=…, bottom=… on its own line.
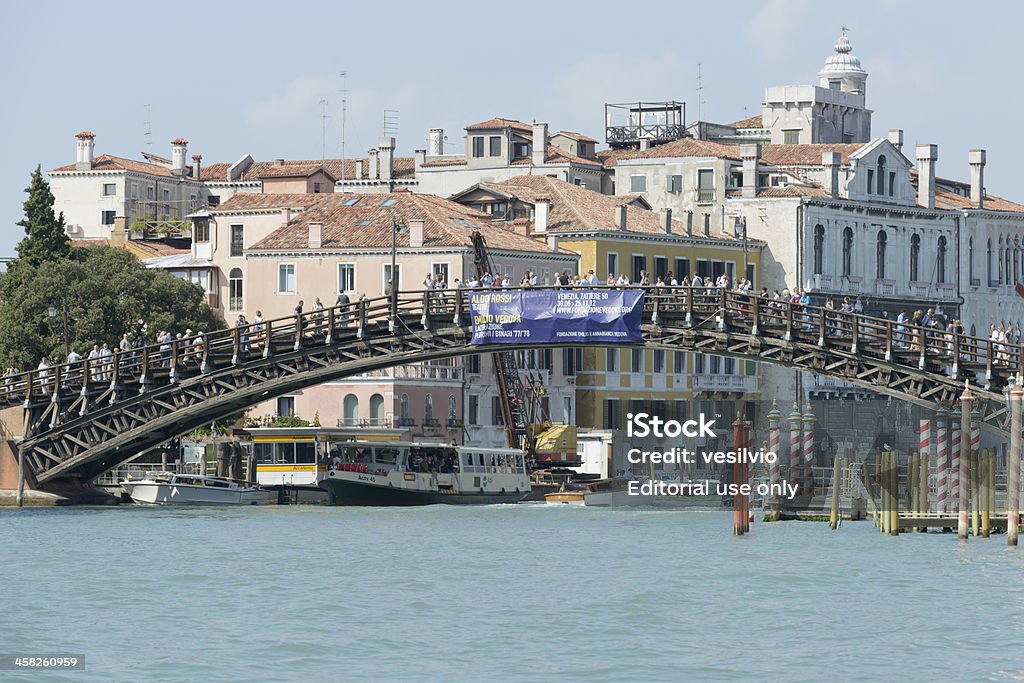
left=971, top=450, right=981, bottom=537
left=830, top=454, right=841, bottom=530
left=918, top=447, right=929, bottom=531
left=910, top=452, right=919, bottom=533
left=1009, top=382, right=1022, bottom=546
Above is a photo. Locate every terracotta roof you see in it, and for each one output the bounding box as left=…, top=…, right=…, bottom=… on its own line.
left=200, top=157, right=415, bottom=183
left=211, top=193, right=320, bottom=213
left=124, top=239, right=191, bottom=259
left=465, top=117, right=534, bottom=133
left=51, top=154, right=179, bottom=178
left=480, top=175, right=751, bottom=243
left=933, top=188, right=1024, bottom=213
left=509, top=145, right=603, bottom=168
left=250, top=193, right=568, bottom=255
left=257, top=164, right=337, bottom=181
left=599, top=138, right=741, bottom=166
left=171, top=137, right=189, bottom=145
left=76, top=131, right=96, bottom=139
left=759, top=144, right=862, bottom=166
left=729, top=114, right=763, bottom=129
left=192, top=153, right=202, bottom=161
left=555, top=131, right=598, bottom=144
left=420, top=157, right=468, bottom=168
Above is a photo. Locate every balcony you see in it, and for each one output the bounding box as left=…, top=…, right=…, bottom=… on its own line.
left=696, top=188, right=715, bottom=204
left=354, top=365, right=463, bottom=382
left=422, top=418, right=441, bottom=431
left=839, top=275, right=862, bottom=294
left=397, top=417, right=417, bottom=427
left=935, top=282, right=957, bottom=300
left=874, top=278, right=895, bottom=297
left=690, top=374, right=758, bottom=394
left=908, top=280, right=929, bottom=297
left=446, top=419, right=464, bottom=429
left=813, top=274, right=833, bottom=291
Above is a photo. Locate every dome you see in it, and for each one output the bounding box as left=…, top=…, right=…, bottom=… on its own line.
left=818, top=29, right=867, bottom=93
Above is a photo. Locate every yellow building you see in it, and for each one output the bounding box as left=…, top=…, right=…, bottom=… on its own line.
left=451, top=175, right=764, bottom=445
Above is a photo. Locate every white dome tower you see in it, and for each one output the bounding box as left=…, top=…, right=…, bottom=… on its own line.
left=818, top=28, right=868, bottom=96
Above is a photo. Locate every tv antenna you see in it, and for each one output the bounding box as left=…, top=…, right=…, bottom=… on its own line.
left=697, top=63, right=707, bottom=122
left=383, top=109, right=399, bottom=138
left=320, top=98, right=329, bottom=162
left=339, top=71, right=348, bottom=186
left=144, top=104, right=152, bottom=146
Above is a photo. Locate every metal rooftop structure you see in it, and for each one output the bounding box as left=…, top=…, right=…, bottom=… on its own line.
left=604, top=101, right=687, bottom=149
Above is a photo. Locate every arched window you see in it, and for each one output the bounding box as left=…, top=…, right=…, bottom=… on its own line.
left=228, top=267, right=244, bottom=312
left=343, top=394, right=359, bottom=426
left=448, top=395, right=457, bottom=423
left=1015, top=245, right=1021, bottom=285
left=989, top=239, right=995, bottom=284
left=400, top=393, right=409, bottom=422
left=424, top=394, right=434, bottom=424
left=1005, top=240, right=1012, bottom=285
left=937, top=236, right=947, bottom=284
left=369, top=393, right=384, bottom=426
left=842, top=227, right=854, bottom=276
left=876, top=230, right=887, bottom=279
left=910, top=234, right=920, bottom=282
left=876, top=155, right=887, bottom=195
left=813, top=224, right=825, bottom=275
left=969, top=237, right=975, bottom=283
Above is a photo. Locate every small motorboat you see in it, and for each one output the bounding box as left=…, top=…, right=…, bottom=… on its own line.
left=120, top=473, right=278, bottom=505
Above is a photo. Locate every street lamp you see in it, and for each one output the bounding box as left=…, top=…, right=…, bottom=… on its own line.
left=389, top=212, right=406, bottom=333
left=47, top=302, right=70, bottom=358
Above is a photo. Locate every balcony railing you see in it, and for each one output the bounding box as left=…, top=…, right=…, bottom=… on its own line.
left=696, top=188, right=715, bottom=204
left=690, top=374, right=757, bottom=392
left=874, top=278, right=895, bottom=296
left=813, top=274, right=833, bottom=291
left=840, top=275, right=862, bottom=294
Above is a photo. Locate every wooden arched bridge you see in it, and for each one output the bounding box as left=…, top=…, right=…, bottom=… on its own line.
left=2, top=287, right=1020, bottom=488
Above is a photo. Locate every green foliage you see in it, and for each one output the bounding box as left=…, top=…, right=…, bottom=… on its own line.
left=312, top=411, right=321, bottom=427
left=16, top=166, right=72, bottom=267
left=0, top=246, right=225, bottom=367
left=243, top=414, right=311, bottom=428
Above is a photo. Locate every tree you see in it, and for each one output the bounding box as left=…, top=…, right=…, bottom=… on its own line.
left=0, top=245, right=225, bottom=368
left=15, top=165, right=72, bottom=267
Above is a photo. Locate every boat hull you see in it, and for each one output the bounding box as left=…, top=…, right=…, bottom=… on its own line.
left=122, top=482, right=278, bottom=506
left=320, top=475, right=528, bottom=506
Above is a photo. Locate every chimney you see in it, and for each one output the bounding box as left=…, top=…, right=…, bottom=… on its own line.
left=547, top=234, right=559, bottom=252
left=308, top=222, right=323, bottom=249
left=110, top=216, right=127, bottom=248
left=428, top=128, right=444, bottom=156
left=685, top=210, right=693, bottom=237
left=659, top=207, right=673, bottom=234
left=414, top=149, right=426, bottom=169
left=281, top=207, right=292, bottom=225
left=615, top=205, right=628, bottom=231
left=275, top=158, right=285, bottom=165
left=355, top=159, right=364, bottom=180
left=409, top=219, right=424, bottom=248
left=191, top=153, right=202, bottom=179
left=534, top=197, right=550, bottom=234
left=887, top=129, right=904, bottom=153
left=740, top=143, right=760, bottom=198
left=171, top=138, right=189, bottom=176
left=702, top=213, right=710, bottom=237
left=75, top=131, right=96, bottom=170
left=532, top=122, right=548, bottom=166
left=969, top=149, right=986, bottom=209
left=639, top=137, right=650, bottom=151
left=822, top=151, right=841, bottom=199
left=379, top=137, right=395, bottom=182
left=916, top=144, right=938, bottom=210
left=368, top=148, right=379, bottom=179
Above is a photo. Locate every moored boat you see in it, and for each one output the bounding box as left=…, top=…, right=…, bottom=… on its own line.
left=120, top=474, right=278, bottom=505
left=319, top=442, right=530, bottom=505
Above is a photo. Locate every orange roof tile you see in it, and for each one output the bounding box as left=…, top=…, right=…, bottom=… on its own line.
left=599, top=138, right=741, bottom=166
left=759, top=144, right=862, bottom=166
left=211, top=193, right=320, bottom=213
left=51, top=154, right=181, bottom=178
left=465, top=117, right=534, bottom=133
left=728, top=114, right=763, bottom=129
left=200, top=157, right=415, bottom=183
left=249, top=193, right=568, bottom=255
left=555, top=130, right=598, bottom=144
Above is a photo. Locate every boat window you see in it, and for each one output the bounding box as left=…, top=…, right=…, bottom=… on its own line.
left=374, top=448, right=399, bottom=465
left=277, top=442, right=295, bottom=464
left=206, top=479, right=230, bottom=488
left=463, top=453, right=473, bottom=466
left=295, top=442, right=316, bottom=464
left=254, top=443, right=274, bottom=463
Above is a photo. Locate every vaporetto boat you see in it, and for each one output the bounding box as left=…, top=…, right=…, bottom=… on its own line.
left=319, top=442, right=530, bottom=505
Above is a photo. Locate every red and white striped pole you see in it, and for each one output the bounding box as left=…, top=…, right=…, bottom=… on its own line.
left=950, top=415, right=961, bottom=514
left=767, top=402, right=782, bottom=512
left=936, top=411, right=948, bottom=514
left=789, top=403, right=803, bottom=497
left=803, top=403, right=816, bottom=496
left=919, top=419, right=931, bottom=511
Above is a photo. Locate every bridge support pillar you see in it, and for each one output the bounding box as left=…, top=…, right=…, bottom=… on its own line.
left=919, top=419, right=931, bottom=514
left=802, top=403, right=815, bottom=496
left=766, top=401, right=781, bottom=521
left=1009, top=382, right=1022, bottom=546
left=936, top=411, right=948, bottom=515
left=959, top=384, right=974, bottom=541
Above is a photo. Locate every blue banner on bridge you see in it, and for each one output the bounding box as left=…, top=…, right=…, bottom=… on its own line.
left=469, top=289, right=645, bottom=345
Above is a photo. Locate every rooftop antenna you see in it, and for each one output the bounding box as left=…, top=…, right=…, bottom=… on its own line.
left=144, top=104, right=152, bottom=147
left=696, top=63, right=706, bottom=122
left=384, top=109, right=399, bottom=138
left=338, top=71, right=348, bottom=189
left=320, top=97, right=329, bottom=163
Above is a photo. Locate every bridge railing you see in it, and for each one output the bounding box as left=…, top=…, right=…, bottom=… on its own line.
left=2, top=286, right=1020, bottom=410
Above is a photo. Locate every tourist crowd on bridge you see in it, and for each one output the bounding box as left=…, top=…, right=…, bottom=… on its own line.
left=3, top=268, right=1020, bottom=392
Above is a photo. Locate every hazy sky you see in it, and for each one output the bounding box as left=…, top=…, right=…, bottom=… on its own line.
left=2, top=1, right=1021, bottom=257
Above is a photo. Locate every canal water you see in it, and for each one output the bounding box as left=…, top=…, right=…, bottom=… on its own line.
left=3, top=504, right=1023, bottom=682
